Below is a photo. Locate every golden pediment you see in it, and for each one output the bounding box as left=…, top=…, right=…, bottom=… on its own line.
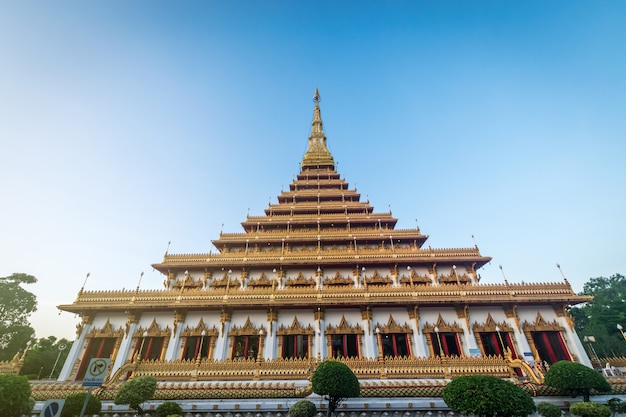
left=522, top=312, right=564, bottom=331
left=423, top=314, right=463, bottom=334
left=375, top=316, right=412, bottom=334
left=181, top=318, right=219, bottom=337
left=86, top=319, right=124, bottom=339
left=472, top=313, right=513, bottom=333
left=326, top=315, right=364, bottom=335
left=228, top=317, right=265, bottom=336
left=134, top=318, right=171, bottom=338
left=276, top=316, right=315, bottom=336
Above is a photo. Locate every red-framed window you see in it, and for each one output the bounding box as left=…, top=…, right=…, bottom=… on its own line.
left=75, top=337, right=116, bottom=380
left=331, top=334, right=359, bottom=358
left=479, top=332, right=518, bottom=358
left=432, top=332, right=462, bottom=356
left=232, top=335, right=260, bottom=360
left=381, top=333, right=411, bottom=357
left=282, top=335, right=309, bottom=359
left=181, top=335, right=210, bottom=361
left=131, top=336, right=165, bottom=361
left=531, top=331, right=571, bottom=364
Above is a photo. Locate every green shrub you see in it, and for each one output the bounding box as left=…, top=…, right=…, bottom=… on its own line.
left=156, top=401, right=182, bottom=417
left=61, top=392, right=102, bottom=417
left=537, top=402, right=562, bottom=417
left=290, top=400, right=317, bottom=417
left=570, top=402, right=611, bottom=417
left=113, top=375, right=157, bottom=412
left=0, top=374, right=33, bottom=417
left=312, top=360, right=360, bottom=417
left=442, top=374, right=535, bottom=417
left=544, top=361, right=611, bottom=402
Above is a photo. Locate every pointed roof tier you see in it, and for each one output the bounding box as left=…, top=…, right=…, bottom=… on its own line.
left=153, top=90, right=490, bottom=273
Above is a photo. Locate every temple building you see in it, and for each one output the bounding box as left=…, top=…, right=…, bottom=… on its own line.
left=52, top=90, right=594, bottom=413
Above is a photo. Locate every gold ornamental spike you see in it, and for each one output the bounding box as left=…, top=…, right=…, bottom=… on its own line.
left=301, top=88, right=335, bottom=169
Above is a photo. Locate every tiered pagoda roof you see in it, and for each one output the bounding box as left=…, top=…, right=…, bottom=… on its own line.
left=60, top=89, right=589, bottom=314
left=153, top=88, right=489, bottom=273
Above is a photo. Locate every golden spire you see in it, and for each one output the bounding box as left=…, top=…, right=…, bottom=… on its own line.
left=301, top=88, right=335, bottom=169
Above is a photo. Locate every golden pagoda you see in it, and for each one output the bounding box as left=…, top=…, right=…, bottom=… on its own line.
left=51, top=90, right=595, bottom=414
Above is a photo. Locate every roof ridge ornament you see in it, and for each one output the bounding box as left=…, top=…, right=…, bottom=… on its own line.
left=301, top=88, right=335, bottom=170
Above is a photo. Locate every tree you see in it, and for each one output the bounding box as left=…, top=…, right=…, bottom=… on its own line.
left=289, top=400, right=317, bottom=417
left=607, top=398, right=626, bottom=417
left=0, top=273, right=37, bottom=360
left=20, top=336, right=72, bottom=379
left=114, top=375, right=157, bottom=413
left=571, top=274, right=626, bottom=358
left=61, top=392, right=102, bottom=417
left=537, top=402, right=562, bottom=417
left=544, top=360, right=611, bottom=402
left=311, top=360, right=360, bottom=417
left=442, top=375, right=536, bottom=417
left=156, top=401, right=182, bottom=417
left=0, top=374, right=34, bottom=417
left=570, top=402, right=611, bottom=417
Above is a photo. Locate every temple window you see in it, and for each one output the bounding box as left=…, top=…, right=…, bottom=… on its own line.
left=374, top=317, right=414, bottom=358
left=530, top=331, right=571, bottom=364
left=331, top=334, right=359, bottom=358
left=325, top=316, right=364, bottom=359
left=432, top=331, right=462, bottom=356
left=232, top=335, right=260, bottom=360
left=523, top=313, right=572, bottom=365
left=277, top=317, right=314, bottom=359
left=228, top=317, right=264, bottom=360
left=179, top=320, right=217, bottom=361
left=478, top=331, right=517, bottom=357
left=423, top=315, right=464, bottom=357
left=74, top=319, right=123, bottom=380
left=282, top=334, right=309, bottom=359
left=130, top=319, right=171, bottom=362
left=472, top=315, right=518, bottom=358
left=133, top=336, right=165, bottom=361
left=381, top=333, right=411, bottom=357
left=181, top=335, right=210, bottom=361
left=76, top=337, right=117, bottom=380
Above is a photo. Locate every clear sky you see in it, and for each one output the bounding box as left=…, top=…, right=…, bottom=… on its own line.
left=1, top=1, right=624, bottom=340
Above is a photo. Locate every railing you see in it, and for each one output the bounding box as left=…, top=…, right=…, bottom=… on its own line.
left=109, top=355, right=515, bottom=383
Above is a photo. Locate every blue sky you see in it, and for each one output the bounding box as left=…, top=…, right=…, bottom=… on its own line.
left=1, top=1, right=624, bottom=340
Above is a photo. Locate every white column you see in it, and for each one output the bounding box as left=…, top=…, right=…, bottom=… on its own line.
left=58, top=323, right=93, bottom=381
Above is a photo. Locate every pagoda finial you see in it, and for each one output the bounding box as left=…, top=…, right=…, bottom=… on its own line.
left=302, top=88, right=335, bottom=170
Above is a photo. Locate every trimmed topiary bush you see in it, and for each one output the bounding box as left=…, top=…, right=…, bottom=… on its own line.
left=312, top=359, right=360, bottom=417
left=113, top=375, right=157, bottom=413
left=290, top=400, right=317, bottom=417
left=61, top=392, right=102, bottom=417
left=570, top=402, right=611, bottom=417
left=442, top=374, right=535, bottom=417
left=156, top=401, right=182, bottom=417
left=544, top=361, right=611, bottom=402
left=537, top=402, right=562, bottom=417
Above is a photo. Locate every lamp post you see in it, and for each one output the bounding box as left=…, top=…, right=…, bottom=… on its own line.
left=258, top=328, right=264, bottom=361
left=49, top=343, right=67, bottom=379
left=138, top=331, right=148, bottom=361
left=583, top=335, right=602, bottom=369
left=618, top=324, right=626, bottom=341
left=434, top=326, right=443, bottom=357
left=375, top=327, right=383, bottom=359
left=495, top=326, right=505, bottom=356
left=197, top=330, right=206, bottom=362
